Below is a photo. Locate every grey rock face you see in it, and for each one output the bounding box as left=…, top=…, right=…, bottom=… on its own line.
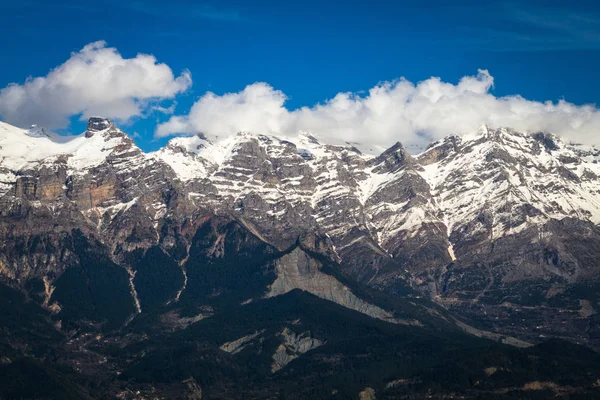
left=85, top=117, right=114, bottom=137
left=359, top=387, right=377, bottom=400
left=369, top=142, right=419, bottom=174
left=220, top=330, right=264, bottom=354
left=182, top=377, right=203, bottom=400
left=266, top=246, right=416, bottom=325
left=271, top=327, right=323, bottom=373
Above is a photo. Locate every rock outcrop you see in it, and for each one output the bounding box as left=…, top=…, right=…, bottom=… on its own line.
left=271, top=327, right=323, bottom=373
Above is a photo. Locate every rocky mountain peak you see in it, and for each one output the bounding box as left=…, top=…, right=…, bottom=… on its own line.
left=85, top=117, right=115, bottom=137
left=532, top=131, right=560, bottom=152
left=299, top=131, right=320, bottom=145
left=370, top=141, right=419, bottom=173
left=26, top=124, right=53, bottom=138
left=418, top=135, right=461, bottom=165
left=476, top=124, right=491, bottom=136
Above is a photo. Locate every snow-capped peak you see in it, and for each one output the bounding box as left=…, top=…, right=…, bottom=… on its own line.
left=418, top=126, right=600, bottom=240
left=85, top=117, right=115, bottom=137
left=27, top=124, right=55, bottom=139
left=0, top=118, right=150, bottom=196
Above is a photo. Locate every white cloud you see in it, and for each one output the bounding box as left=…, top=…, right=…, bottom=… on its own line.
left=155, top=82, right=289, bottom=139
left=0, top=41, right=192, bottom=129
left=156, top=69, right=600, bottom=152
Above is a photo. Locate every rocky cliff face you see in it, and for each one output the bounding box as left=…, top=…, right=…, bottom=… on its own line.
left=0, top=118, right=187, bottom=285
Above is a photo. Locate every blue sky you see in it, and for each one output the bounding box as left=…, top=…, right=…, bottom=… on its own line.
left=1, top=0, right=599, bottom=152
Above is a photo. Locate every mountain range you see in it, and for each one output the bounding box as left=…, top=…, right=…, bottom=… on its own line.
left=1, top=117, right=600, bottom=399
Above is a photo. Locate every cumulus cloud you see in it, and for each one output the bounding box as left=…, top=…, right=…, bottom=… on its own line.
left=156, top=70, right=600, bottom=152
left=156, top=82, right=289, bottom=139
left=0, top=41, right=191, bottom=129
